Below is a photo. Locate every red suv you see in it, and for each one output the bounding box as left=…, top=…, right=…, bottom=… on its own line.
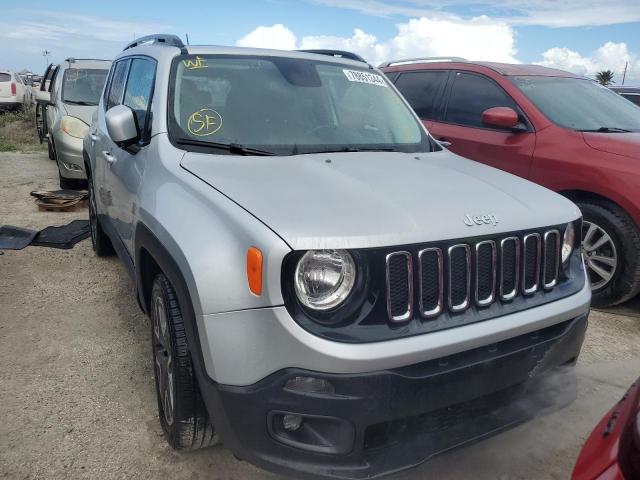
left=381, top=58, right=640, bottom=307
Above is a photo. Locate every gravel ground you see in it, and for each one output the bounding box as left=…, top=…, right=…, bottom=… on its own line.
left=1, top=151, right=639, bottom=480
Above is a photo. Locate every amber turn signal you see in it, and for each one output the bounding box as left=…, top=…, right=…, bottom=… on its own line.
left=247, top=247, right=263, bottom=295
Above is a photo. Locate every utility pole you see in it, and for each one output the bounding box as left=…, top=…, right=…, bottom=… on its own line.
left=622, top=61, right=628, bottom=85
left=43, top=50, right=51, bottom=69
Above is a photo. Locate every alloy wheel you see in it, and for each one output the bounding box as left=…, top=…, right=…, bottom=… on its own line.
left=582, top=220, right=618, bottom=290
left=153, top=295, right=175, bottom=426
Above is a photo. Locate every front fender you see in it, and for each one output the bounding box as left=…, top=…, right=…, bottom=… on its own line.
left=135, top=138, right=291, bottom=317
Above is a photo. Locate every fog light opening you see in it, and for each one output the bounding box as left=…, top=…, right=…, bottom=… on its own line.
left=268, top=412, right=355, bottom=455
left=283, top=414, right=303, bottom=432
left=62, top=162, right=82, bottom=172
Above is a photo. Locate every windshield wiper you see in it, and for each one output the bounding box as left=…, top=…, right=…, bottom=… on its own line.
left=578, top=127, right=632, bottom=133
left=302, top=146, right=397, bottom=154
left=64, top=100, right=96, bottom=106
left=175, top=137, right=275, bottom=156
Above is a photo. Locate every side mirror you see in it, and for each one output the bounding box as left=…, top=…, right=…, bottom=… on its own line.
left=35, top=90, right=51, bottom=105
left=105, top=105, right=139, bottom=147
left=482, top=107, right=523, bottom=131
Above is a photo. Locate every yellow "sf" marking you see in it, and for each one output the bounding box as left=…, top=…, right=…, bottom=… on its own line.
left=187, top=108, right=222, bottom=136
left=182, top=56, right=208, bottom=69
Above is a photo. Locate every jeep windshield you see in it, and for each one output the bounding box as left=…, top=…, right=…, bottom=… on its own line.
left=511, top=75, right=640, bottom=132
left=169, top=55, right=432, bottom=155
left=61, top=68, right=108, bottom=106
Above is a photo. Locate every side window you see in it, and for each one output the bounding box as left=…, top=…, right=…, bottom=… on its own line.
left=444, top=72, right=518, bottom=128
left=123, top=58, right=156, bottom=136
left=624, top=94, right=640, bottom=107
left=394, top=71, right=448, bottom=120
left=106, top=60, right=130, bottom=111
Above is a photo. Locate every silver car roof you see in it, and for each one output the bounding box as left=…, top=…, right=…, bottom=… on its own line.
left=116, top=43, right=371, bottom=69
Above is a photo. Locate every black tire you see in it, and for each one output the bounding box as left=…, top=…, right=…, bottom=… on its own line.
left=578, top=200, right=640, bottom=307
left=59, top=172, right=78, bottom=190
left=88, top=175, right=114, bottom=257
left=47, top=137, right=55, bottom=160
left=150, top=273, right=218, bottom=450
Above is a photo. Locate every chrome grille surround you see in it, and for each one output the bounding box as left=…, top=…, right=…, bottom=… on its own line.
left=522, top=233, right=542, bottom=296
left=384, top=228, right=563, bottom=323
left=543, top=230, right=560, bottom=290
left=475, top=240, right=497, bottom=307
left=385, top=251, right=413, bottom=323
left=418, top=247, right=444, bottom=318
left=447, top=244, right=472, bottom=313
left=499, top=237, right=520, bottom=301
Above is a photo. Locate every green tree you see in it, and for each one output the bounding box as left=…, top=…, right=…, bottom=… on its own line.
left=595, top=70, right=615, bottom=86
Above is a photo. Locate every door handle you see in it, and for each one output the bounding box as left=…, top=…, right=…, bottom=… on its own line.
left=102, top=150, right=116, bottom=164
left=437, top=137, right=452, bottom=148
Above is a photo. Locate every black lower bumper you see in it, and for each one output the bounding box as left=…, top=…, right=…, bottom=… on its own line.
left=198, top=314, right=588, bottom=479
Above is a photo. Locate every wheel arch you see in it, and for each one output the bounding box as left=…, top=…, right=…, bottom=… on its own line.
left=559, top=189, right=639, bottom=228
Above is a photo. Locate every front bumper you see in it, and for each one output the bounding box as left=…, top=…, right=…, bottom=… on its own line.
left=51, top=130, right=86, bottom=180
left=199, top=313, right=588, bottom=479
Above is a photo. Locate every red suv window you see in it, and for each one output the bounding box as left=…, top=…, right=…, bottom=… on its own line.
left=445, top=72, right=519, bottom=128
left=394, top=71, right=448, bottom=120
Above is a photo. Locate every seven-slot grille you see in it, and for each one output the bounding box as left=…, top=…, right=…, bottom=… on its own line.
left=385, top=229, right=562, bottom=323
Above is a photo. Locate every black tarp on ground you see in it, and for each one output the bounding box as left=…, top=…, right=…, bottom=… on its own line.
left=0, top=220, right=90, bottom=250
left=0, top=226, right=38, bottom=250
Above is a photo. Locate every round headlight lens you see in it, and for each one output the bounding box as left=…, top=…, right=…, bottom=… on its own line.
left=562, top=222, right=575, bottom=263
left=294, top=250, right=356, bottom=311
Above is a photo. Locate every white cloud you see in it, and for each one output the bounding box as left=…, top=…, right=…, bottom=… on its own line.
left=313, top=0, right=640, bottom=28
left=236, top=16, right=517, bottom=66
left=537, top=42, right=640, bottom=84
left=0, top=9, right=171, bottom=71
left=236, top=24, right=297, bottom=51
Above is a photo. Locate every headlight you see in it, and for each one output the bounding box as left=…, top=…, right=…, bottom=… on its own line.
left=562, top=222, right=575, bottom=263
left=60, top=116, right=89, bottom=139
left=294, top=250, right=356, bottom=310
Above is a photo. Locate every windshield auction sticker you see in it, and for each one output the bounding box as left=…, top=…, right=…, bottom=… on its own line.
left=343, top=69, right=388, bottom=87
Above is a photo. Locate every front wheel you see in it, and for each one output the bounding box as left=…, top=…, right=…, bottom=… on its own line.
left=151, top=273, right=218, bottom=450
left=88, top=175, right=114, bottom=257
left=578, top=200, right=640, bottom=307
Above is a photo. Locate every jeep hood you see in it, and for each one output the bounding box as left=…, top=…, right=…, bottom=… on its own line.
left=181, top=150, right=580, bottom=250
left=582, top=132, right=640, bottom=159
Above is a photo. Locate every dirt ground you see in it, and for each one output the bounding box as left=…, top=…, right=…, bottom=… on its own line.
left=1, top=151, right=639, bottom=480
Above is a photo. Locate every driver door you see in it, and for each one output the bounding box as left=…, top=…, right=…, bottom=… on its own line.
left=98, top=57, right=156, bottom=256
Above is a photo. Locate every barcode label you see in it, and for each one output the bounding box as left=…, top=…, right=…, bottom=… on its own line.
left=343, top=69, right=388, bottom=87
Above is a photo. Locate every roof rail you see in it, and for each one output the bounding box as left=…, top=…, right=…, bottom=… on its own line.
left=123, top=34, right=186, bottom=52
left=65, top=58, right=111, bottom=63
left=378, top=56, right=468, bottom=68
left=298, top=49, right=367, bottom=63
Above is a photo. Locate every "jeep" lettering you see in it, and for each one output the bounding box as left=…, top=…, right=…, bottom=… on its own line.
left=464, top=214, right=499, bottom=227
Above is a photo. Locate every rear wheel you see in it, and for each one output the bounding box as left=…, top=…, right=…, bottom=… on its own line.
left=578, top=200, right=640, bottom=307
left=35, top=104, right=45, bottom=144
left=151, top=273, right=218, bottom=450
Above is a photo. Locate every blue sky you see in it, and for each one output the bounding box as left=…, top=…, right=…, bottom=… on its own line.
left=2, top=0, right=639, bottom=83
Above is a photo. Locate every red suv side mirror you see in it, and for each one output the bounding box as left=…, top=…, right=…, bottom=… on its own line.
left=482, top=107, right=520, bottom=130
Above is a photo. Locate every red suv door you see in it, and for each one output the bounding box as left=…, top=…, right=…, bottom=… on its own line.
left=395, top=70, right=536, bottom=179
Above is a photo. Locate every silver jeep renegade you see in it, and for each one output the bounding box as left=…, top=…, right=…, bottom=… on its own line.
left=84, top=34, right=591, bottom=479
